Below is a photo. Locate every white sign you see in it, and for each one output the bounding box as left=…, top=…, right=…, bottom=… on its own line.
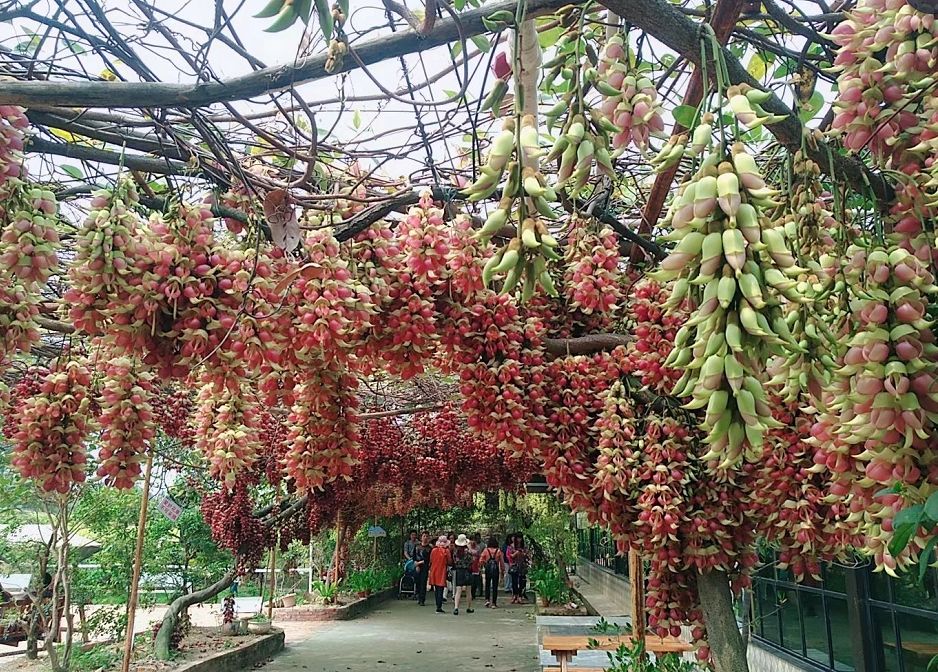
left=157, top=497, right=183, bottom=522
left=367, top=526, right=386, bottom=538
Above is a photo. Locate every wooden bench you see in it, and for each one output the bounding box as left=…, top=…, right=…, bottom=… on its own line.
left=885, top=640, right=938, bottom=661
left=542, top=634, right=693, bottom=672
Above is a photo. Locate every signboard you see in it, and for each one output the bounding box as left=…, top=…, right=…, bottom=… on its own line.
left=157, top=496, right=183, bottom=522
left=367, top=525, right=386, bottom=538
left=575, top=511, right=589, bottom=530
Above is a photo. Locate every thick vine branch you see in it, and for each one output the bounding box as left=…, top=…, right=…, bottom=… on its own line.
left=544, top=333, right=630, bottom=356
left=26, top=137, right=206, bottom=178
left=599, top=0, right=894, bottom=206
left=0, top=0, right=571, bottom=108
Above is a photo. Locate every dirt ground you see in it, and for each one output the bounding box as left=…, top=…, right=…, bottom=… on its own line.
left=0, top=604, right=324, bottom=671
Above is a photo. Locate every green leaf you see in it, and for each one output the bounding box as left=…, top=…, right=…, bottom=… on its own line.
left=450, top=42, right=462, bottom=58
left=65, top=39, right=87, bottom=55
left=875, top=483, right=903, bottom=498
left=61, top=164, right=83, bottom=180
left=538, top=26, right=562, bottom=49
left=471, top=34, right=491, bottom=53
left=894, top=504, right=924, bottom=529
left=773, top=61, right=792, bottom=78
left=798, top=90, right=824, bottom=123
left=918, top=536, right=938, bottom=585
left=454, top=0, right=466, bottom=10
left=888, top=522, right=918, bottom=559
left=925, top=491, right=938, bottom=522
left=672, top=104, right=697, bottom=128
left=747, top=53, right=766, bottom=80
left=352, top=109, right=361, bottom=130
left=928, top=654, right=938, bottom=672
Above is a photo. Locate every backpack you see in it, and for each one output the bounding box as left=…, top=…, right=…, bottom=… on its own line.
left=484, top=549, right=500, bottom=574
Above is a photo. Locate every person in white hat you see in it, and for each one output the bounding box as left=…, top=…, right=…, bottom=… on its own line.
left=451, top=533, right=474, bottom=615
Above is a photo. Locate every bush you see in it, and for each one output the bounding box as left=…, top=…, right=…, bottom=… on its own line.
left=69, top=644, right=121, bottom=672
left=312, top=579, right=341, bottom=604
left=529, top=565, right=568, bottom=605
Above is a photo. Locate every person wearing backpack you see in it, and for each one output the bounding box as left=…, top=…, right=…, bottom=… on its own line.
left=480, top=536, right=505, bottom=608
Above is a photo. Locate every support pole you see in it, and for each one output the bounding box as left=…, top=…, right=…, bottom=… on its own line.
left=266, top=545, right=276, bottom=620
left=121, top=451, right=154, bottom=672
left=308, top=543, right=313, bottom=595
left=629, top=549, right=645, bottom=641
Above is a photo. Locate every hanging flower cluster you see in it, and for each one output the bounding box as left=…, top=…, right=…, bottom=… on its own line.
left=596, top=35, right=665, bottom=152
left=10, top=360, right=96, bottom=494
left=96, top=357, right=157, bottom=489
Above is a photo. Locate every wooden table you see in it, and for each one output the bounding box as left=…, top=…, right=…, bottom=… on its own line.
left=542, top=634, right=692, bottom=671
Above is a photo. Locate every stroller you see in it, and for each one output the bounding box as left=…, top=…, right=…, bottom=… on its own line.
left=398, top=559, right=417, bottom=600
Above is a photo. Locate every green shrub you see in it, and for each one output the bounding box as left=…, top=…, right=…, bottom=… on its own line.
left=529, top=565, right=568, bottom=605
left=312, top=579, right=341, bottom=603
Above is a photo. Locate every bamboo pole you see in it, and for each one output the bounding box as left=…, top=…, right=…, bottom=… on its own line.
left=266, top=545, right=276, bottom=620
left=121, top=451, right=154, bottom=672
left=629, top=549, right=646, bottom=641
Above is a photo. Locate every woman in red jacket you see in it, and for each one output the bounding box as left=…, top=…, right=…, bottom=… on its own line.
left=428, top=535, right=452, bottom=613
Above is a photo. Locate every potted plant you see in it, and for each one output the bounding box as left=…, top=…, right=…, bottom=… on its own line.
left=345, top=570, right=376, bottom=598
left=247, top=614, right=272, bottom=635
left=279, top=593, right=297, bottom=608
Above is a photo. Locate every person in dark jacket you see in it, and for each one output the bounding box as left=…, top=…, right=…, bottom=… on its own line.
left=413, top=532, right=432, bottom=606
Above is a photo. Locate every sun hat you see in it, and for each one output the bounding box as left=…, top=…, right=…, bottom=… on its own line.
left=455, top=533, right=469, bottom=547
left=436, top=535, right=449, bottom=547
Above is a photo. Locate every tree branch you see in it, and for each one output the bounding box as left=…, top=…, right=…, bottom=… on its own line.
left=544, top=333, right=630, bottom=356
left=26, top=137, right=206, bottom=178
left=600, top=0, right=894, bottom=206
left=0, top=0, right=570, bottom=109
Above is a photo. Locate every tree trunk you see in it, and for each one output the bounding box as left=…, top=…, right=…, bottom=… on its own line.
left=697, top=570, right=749, bottom=672
left=154, top=568, right=236, bottom=661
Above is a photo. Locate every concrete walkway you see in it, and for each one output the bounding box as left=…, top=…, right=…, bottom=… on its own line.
left=268, top=596, right=540, bottom=672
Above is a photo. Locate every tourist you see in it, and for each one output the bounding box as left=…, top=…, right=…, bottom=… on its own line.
left=445, top=531, right=456, bottom=600
left=413, top=532, right=432, bottom=606
left=509, top=537, right=529, bottom=604
left=504, top=533, right=516, bottom=593
left=428, top=535, right=451, bottom=613
left=451, top=534, right=474, bottom=615
left=404, top=529, right=418, bottom=561
left=480, top=536, right=505, bottom=608
left=468, top=532, right=482, bottom=601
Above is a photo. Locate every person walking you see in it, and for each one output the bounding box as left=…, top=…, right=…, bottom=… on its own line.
left=413, top=532, right=432, bottom=606
left=503, top=534, right=516, bottom=594
left=468, top=533, right=482, bottom=601
left=445, top=531, right=456, bottom=601
left=509, top=537, right=529, bottom=604
left=451, top=534, right=474, bottom=615
left=403, top=530, right=418, bottom=562
left=428, top=535, right=451, bottom=613
left=480, top=536, right=505, bottom=608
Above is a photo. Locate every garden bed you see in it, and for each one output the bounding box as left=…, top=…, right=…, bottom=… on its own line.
left=271, top=587, right=395, bottom=622
left=536, top=599, right=591, bottom=617
left=1, top=626, right=283, bottom=672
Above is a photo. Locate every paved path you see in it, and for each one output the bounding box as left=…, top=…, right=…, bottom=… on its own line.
left=268, top=596, right=540, bottom=672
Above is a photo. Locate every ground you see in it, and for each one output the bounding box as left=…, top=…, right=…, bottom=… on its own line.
left=266, top=596, right=540, bottom=672
left=0, top=598, right=539, bottom=672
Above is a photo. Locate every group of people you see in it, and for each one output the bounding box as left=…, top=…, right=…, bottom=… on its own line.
left=403, top=530, right=530, bottom=615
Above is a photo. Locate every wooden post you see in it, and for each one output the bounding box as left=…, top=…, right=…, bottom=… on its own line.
left=121, top=451, right=154, bottom=672
left=266, top=545, right=276, bottom=620
left=330, top=511, right=345, bottom=585
left=628, top=549, right=645, bottom=641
